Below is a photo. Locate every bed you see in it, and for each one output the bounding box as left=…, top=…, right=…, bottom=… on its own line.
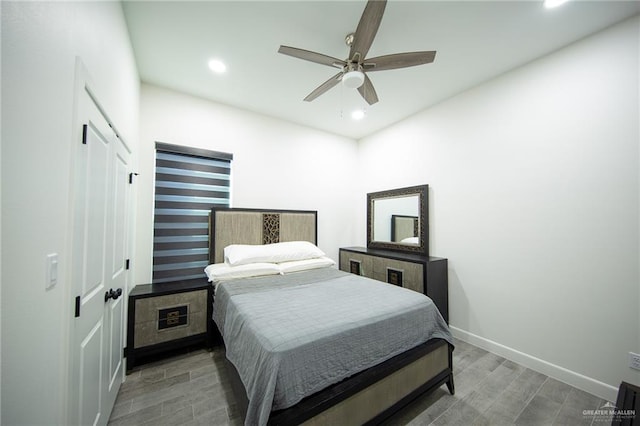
left=207, top=207, right=454, bottom=426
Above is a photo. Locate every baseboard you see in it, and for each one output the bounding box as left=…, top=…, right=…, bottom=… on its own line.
left=450, top=326, right=618, bottom=403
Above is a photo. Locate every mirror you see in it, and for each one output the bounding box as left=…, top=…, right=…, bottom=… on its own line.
left=367, top=184, right=428, bottom=255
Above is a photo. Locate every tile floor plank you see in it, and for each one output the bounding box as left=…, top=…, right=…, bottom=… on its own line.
left=108, top=339, right=609, bottom=426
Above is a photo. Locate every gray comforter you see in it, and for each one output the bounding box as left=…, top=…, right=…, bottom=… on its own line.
left=213, top=268, right=452, bottom=426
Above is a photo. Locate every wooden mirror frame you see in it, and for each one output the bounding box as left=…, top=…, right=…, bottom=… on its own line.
left=367, top=184, right=428, bottom=255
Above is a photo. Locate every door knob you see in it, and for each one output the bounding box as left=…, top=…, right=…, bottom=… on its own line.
left=104, top=288, right=123, bottom=302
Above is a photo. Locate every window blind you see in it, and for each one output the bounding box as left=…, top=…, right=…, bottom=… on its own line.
left=153, top=143, right=232, bottom=283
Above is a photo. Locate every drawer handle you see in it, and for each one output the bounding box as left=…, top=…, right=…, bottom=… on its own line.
left=104, top=288, right=123, bottom=303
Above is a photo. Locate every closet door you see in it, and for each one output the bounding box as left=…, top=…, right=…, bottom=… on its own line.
left=103, top=131, right=131, bottom=417
left=69, top=86, right=129, bottom=426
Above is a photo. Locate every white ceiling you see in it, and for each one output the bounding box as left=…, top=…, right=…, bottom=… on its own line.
left=122, top=1, right=640, bottom=139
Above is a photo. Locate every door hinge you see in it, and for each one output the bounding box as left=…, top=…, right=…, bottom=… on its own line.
left=125, top=259, right=131, bottom=270
left=128, top=172, right=139, bottom=184
left=74, top=296, right=81, bottom=318
left=82, top=124, right=88, bottom=145
left=123, top=347, right=128, bottom=358
left=108, top=123, right=120, bottom=140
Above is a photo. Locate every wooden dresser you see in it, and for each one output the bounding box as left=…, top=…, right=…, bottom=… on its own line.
left=339, top=246, right=449, bottom=323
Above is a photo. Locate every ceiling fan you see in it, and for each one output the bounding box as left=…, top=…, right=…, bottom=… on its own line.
left=278, top=0, right=436, bottom=105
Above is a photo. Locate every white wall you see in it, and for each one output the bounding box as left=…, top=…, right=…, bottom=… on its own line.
left=357, top=16, right=640, bottom=401
left=134, top=84, right=359, bottom=285
left=1, top=2, right=139, bottom=424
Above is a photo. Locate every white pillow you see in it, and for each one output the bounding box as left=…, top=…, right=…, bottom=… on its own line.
left=278, top=256, right=336, bottom=274
left=400, top=236, right=419, bottom=244
left=224, top=241, right=325, bottom=266
left=204, top=262, right=281, bottom=282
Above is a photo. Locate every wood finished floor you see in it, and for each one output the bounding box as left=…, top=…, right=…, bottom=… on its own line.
left=108, top=338, right=610, bottom=426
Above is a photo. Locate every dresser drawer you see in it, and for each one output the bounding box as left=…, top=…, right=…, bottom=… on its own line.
left=372, top=257, right=424, bottom=293
left=133, top=289, right=207, bottom=348
left=340, top=249, right=424, bottom=293
left=340, top=250, right=375, bottom=278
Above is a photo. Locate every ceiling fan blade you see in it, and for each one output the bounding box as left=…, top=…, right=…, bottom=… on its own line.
left=349, top=0, right=387, bottom=62
left=304, top=72, right=343, bottom=102
left=358, top=73, right=379, bottom=105
left=278, top=45, right=346, bottom=69
left=364, top=51, right=437, bottom=72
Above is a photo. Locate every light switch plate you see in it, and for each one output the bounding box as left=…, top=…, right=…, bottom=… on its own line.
left=46, top=253, right=58, bottom=290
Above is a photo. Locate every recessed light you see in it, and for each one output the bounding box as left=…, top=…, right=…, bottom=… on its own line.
left=351, top=109, right=366, bottom=120
left=208, top=59, right=227, bottom=74
left=544, top=0, right=569, bottom=9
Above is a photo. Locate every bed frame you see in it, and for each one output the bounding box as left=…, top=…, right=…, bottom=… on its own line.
left=209, top=207, right=454, bottom=425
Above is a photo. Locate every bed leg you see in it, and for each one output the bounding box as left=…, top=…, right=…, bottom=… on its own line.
left=445, top=343, right=455, bottom=395
left=446, top=375, right=455, bottom=395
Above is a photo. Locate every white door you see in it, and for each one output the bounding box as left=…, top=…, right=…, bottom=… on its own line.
left=69, top=87, right=130, bottom=426
left=104, top=131, right=130, bottom=414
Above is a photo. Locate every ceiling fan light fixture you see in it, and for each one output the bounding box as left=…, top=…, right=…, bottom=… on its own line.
left=342, top=70, right=365, bottom=89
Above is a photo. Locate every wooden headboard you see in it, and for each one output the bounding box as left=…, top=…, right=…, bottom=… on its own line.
left=209, top=208, right=318, bottom=264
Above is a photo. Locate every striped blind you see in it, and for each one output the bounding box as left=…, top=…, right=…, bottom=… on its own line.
left=153, top=143, right=232, bottom=283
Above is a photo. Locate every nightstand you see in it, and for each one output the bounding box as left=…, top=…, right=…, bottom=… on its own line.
left=126, top=277, right=213, bottom=372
